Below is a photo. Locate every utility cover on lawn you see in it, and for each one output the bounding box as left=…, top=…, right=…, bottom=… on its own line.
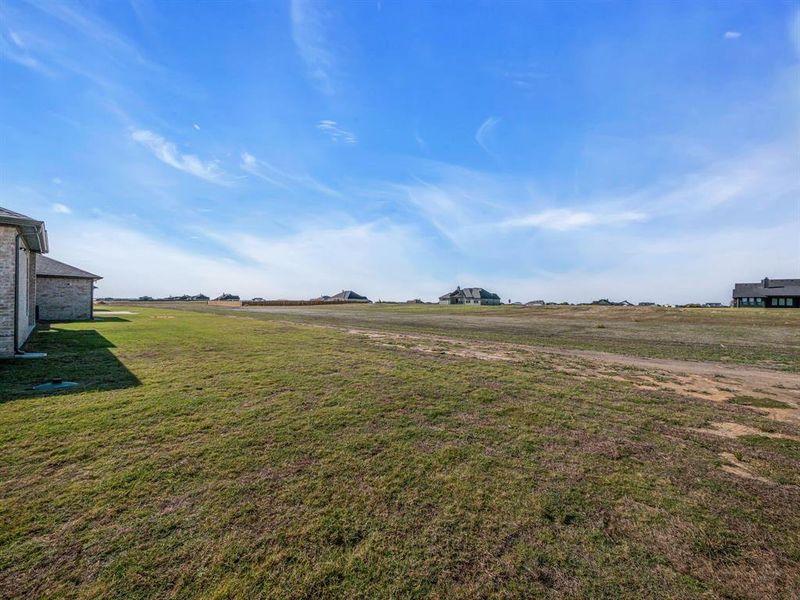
left=33, top=378, right=79, bottom=391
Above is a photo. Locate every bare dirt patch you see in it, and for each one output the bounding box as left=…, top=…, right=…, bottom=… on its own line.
left=342, top=327, right=800, bottom=427
left=691, top=422, right=800, bottom=441
left=718, top=452, right=772, bottom=484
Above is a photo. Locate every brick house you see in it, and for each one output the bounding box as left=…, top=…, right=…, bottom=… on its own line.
left=438, top=286, right=502, bottom=305
left=319, top=290, right=371, bottom=302
left=0, top=207, right=49, bottom=358
left=36, top=256, right=102, bottom=321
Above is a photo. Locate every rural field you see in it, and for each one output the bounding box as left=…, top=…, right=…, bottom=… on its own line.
left=1, top=304, right=799, bottom=599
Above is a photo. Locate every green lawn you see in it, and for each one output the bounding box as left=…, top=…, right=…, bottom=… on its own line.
left=1, top=306, right=798, bottom=598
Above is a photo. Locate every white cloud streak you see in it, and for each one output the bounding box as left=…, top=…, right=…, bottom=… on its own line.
left=51, top=202, right=71, bottom=214
left=240, top=151, right=339, bottom=196
left=502, top=209, right=646, bottom=231
left=723, top=31, right=741, bottom=39
left=317, top=120, right=356, bottom=144
left=291, top=0, right=336, bottom=95
left=475, top=116, right=501, bottom=153
left=131, top=129, right=227, bottom=184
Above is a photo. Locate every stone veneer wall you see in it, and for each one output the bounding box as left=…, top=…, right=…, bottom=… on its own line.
left=36, top=277, right=94, bottom=321
left=0, top=225, right=16, bottom=357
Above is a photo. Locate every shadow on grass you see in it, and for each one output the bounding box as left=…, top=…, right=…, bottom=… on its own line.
left=41, top=316, right=131, bottom=323
left=88, top=316, right=131, bottom=322
left=0, top=326, right=139, bottom=402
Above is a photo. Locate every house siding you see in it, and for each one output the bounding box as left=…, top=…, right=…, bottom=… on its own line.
left=37, top=277, right=94, bottom=321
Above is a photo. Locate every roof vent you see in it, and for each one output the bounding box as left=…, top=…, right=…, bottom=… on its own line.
left=763, top=277, right=770, bottom=288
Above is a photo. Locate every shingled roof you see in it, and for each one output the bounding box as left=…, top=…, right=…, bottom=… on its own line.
left=733, top=278, right=800, bottom=298
left=439, top=286, right=501, bottom=301
left=328, top=290, right=369, bottom=301
left=0, top=206, right=49, bottom=253
left=37, top=256, right=101, bottom=280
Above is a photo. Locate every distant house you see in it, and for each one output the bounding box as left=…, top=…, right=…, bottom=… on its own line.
left=325, top=290, right=370, bottom=303
left=526, top=300, right=545, bottom=306
left=213, top=293, right=240, bottom=301
left=0, top=207, right=48, bottom=357
left=439, top=286, right=501, bottom=306
left=163, top=293, right=208, bottom=301
left=36, top=256, right=102, bottom=321
left=732, top=277, right=800, bottom=308
left=638, top=302, right=656, bottom=306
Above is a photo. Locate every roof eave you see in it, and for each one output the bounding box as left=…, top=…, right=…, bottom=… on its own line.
left=37, top=273, right=102, bottom=280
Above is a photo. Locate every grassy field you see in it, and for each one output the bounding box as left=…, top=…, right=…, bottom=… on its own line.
left=1, top=305, right=799, bottom=598
left=179, top=302, right=800, bottom=372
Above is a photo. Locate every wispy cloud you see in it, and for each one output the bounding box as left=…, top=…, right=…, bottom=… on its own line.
left=502, top=209, right=646, bottom=231
left=791, top=9, right=800, bottom=58
left=240, top=151, right=339, bottom=196
left=51, top=202, right=71, bottom=214
left=499, top=68, right=548, bottom=89
left=193, top=123, right=201, bottom=131
left=317, top=120, right=356, bottom=144
left=724, top=31, right=741, bottom=39
left=26, top=0, right=153, bottom=66
left=475, top=116, right=501, bottom=153
left=0, top=0, right=160, bottom=83
left=390, top=137, right=797, bottom=250
left=291, top=0, right=336, bottom=95
left=131, top=129, right=226, bottom=184
left=0, top=28, right=53, bottom=75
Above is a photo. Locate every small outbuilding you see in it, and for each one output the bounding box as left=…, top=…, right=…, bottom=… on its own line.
left=36, top=256, right=102, bottom=321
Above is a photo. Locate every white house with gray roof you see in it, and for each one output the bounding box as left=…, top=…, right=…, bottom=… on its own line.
left=0, top=207, right=48, bottom=357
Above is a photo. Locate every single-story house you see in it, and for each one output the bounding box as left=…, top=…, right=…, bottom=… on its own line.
left=732, top=277, right=800, bottom=308
left=439, top=286, right=501, bottom=305
left=213, top=293, right=240, bottom=301
left=36, top=255, right=102, bottom=321
left=325, top=290, right=370, bottom=303
left=0, top=207, right=48, bottom=357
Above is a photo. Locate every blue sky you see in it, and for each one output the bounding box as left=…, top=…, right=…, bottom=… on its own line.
left=1, top=0, right=798, bottom=302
